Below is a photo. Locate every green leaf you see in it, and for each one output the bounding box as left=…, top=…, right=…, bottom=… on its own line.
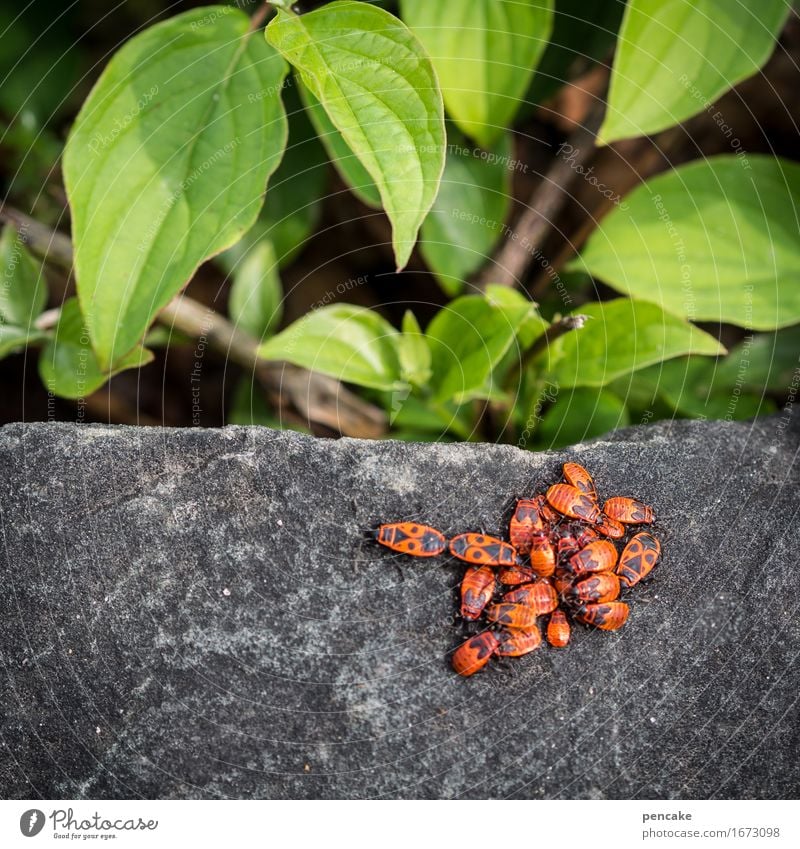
left=218, top=85, right=329, bottom=270
left=258, top=304, right=405, bottom=391
left=228, top=241, right=283, bottom=340
left=548, top=299, right=725, bottom=388
left=599, top=0, right=789, bottom=144
left=64, top=7, right=289, bottom=370
left=0, top=224, right=47, bottom=327
left=484, top=285, right=549, bottom=348
left=267, top=0, right=445, bottom=268
left=420, top=130, right=513, bottom=296
left=401, top=0, right=554, bottom=147
left=398, top=310, right=432, bottom=387
left=0, top=324, right=47, bottom=359
left=39, top=299, right=153, bottom=399
left=526, top=0, right=625, bottom=108
left=573, top=156, right=800, bottom=331
left=536, top=387, right=630, bottom=449
left=297, top=78, right=382, bottom=209
left=426, top=294, right=539, bottom=402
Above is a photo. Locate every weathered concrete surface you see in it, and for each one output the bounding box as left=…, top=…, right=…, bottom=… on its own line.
left=0, top=414, right=798, bottom=800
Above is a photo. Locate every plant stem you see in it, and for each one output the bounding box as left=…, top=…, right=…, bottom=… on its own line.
left=477, top=108, right=603, bottom=290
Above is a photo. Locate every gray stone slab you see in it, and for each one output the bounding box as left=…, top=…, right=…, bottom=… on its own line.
left=0, top=413, right=798, bottom=799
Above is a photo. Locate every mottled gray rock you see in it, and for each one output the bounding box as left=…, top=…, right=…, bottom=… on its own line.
left=1, top=413, right=798, bottom=800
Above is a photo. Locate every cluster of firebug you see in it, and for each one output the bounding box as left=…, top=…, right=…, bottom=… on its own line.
left=373, top=462, right=661, bottom=677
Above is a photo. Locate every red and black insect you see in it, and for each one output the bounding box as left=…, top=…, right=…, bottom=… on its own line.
left=546, top=484, right=601, bottom=523
left=575, top=601, right=629, bottom=631
left=485, top=602, right=539, bottom=631
left=498, top=564, right=538, bottom=585
left=449, top=533, right=518, bottom=567
left=495, top=627, right=542, bottom=657
left=374, top=522, right=447, bottom=556
left=503, top=580, right=558, bottom=615
left=564, top=540, right=618, bottom=577
left=616, top=532, right=661, bottom=588
left=595, top=514, right=626, bottom=539
left=565, top=572, right=620, bottom=605
left=603, top=496, right=654, bottom=525
left=508, top=495, right=550, bottom=553
left=452, top=632, right=499, bottom=676
left=562, top=462, right=597, bottom=499
left=460, top=565, right=496, bottom=620
left=546, top=609, right=571, bottom=647
left=529, top=534, right=556, bottom=577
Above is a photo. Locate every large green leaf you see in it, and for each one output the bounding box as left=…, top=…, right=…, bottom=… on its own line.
left=573, top=156, right=800, bottom=331
left=548, top=299, right=725, bottom=388
left=426, top=294, right=541, bottom=402
left=39, top=299, right=153, bottom=399
left=258, top=304, right=405, bottom=391
left=599, top=0, right=789, bottom=144
left=0, top=325, right=47, bottom=359
left=228, top=241, right=283, bottom=340
left=398, top=310, right=432, bottom=388
left=64, top=7, right=289, bottom=369
left=218, top=85, right=329, bottom=271
left=267, top=1, right=445, bottom=268
left=0, top=224, right=47, bottom=327
left=297, top=78, right=382, bottom=209
left=536, top=387, right=630, bottom=449
left=420, top=130, right=513, bottom=296
left=401, top=0, right=554, bottom=147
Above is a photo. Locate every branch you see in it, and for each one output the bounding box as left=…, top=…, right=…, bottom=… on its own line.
left=522, top=314, right=589, bottom=369
left=1, top=205, right=388, bottom=439
left=477, top=109, right=603, bottom=290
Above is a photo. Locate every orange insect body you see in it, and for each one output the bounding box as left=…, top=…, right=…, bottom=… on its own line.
left=486, top=603, right=539, bottom=630
left=452, top=632, right=499, bottom=676
left=575, top=601, right=629, bottom=631
left=498, top=564, right=538, bottom=585
left=553, top=572, right=574, bottom=598
left=595, top=514, right=626, bottom=539
left=529, top=534, right=556, bottom=577
left=603, top=496, right=654, bottom=525
left=503, top=580, right=558, bottom=615
left=495, top=626, right=542, bottom=657
left=449, top=533, right=518, bottom=567
left=508, top=496, right=550, bottom=553
left=617, top=532, right=661, bottom=588
left=562, top=462, right=597, bottom=499
left=460, top=565, right=496, bottom=620
left=546, top=484, right=601, bottom=523
left=375, top=522, right=447, bottom=556
left=566, top=572, right=621, bottom=604
left=565, top=540, right=619, bottom=577
left=546, top=609, right=571, bottom=647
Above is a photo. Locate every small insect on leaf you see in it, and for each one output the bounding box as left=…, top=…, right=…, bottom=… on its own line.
left=375, top=522, right=447, bottom=556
